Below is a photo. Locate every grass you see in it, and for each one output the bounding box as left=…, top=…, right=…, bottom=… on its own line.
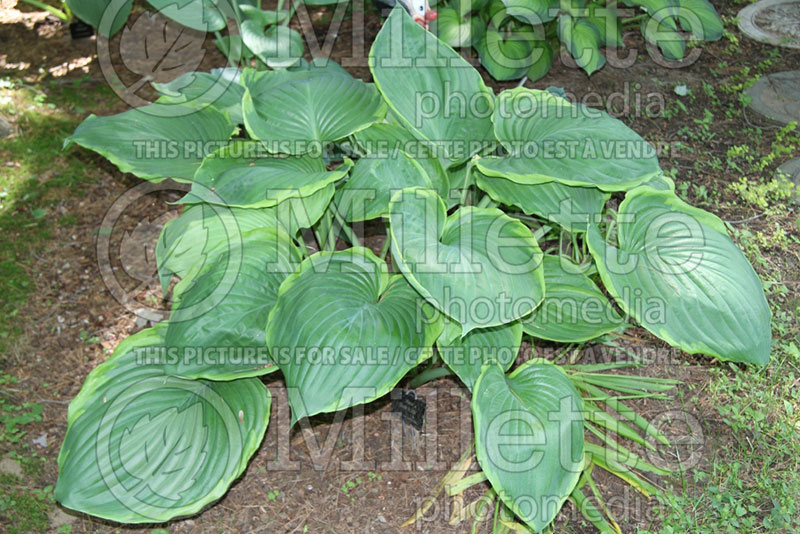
left=0, top=78, right=115, bottom=354
left=0, top=472, right=53, bottom=534
left=0, top=77, right=114, bottom=533
left=0, top=371, right=49, bottom=532
left=651, top=345, right=800, bottom=533
left=639, top=15, right=800, bottom=532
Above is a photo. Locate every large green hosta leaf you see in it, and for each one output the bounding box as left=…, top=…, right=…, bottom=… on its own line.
left=476, top=88, right=661, bottom=191
left=334, top=152, right=432, bottom=222
left=65, top=104, right=236, bottom=182
left=300, top=0, right=349, bottom=4
left=644, top=173, right=677, bottom=191
left=559, top=15, right=606, bottom=75
left=437, top=318, right=522, bottom=392
left=157, top=192, right=330, bottom=293
left=182, top=140, right=352, bottom=208
left=629, top=0, right=684, bottom=59
left=677, top=0, right=722, bottom=41
left=501, top=0, right=558, bottom=24
left=526, top=40, right=554, bottom=82
left=475, top=29, right=533, bottom=81
left=434, top=7, right=475, bottom=48
left=522, top=256, right=625, bottom=342
left=239, top=62, right=350, bottom=96
left=153, top=70, right=245, bottom=124
left=165, top=227, right=301, bottom=380
left=156, top=203, right=279, bottom=293
left=265, top=248, right=443, bottom=423
left=242, top=70, right=386, bottom=154
left=623, top=0, right=680, bottom=23
left=65, top=0, right=131, bottom=37
left=475, top=170, right=609, bottom=232
left=354, top=122, right=451, bottom=202
left=369, top=7, right=495, bottom=167
left=263, top=184, right=336, bottom=235
left=585, top=2, right=623, bottom=47
left=55, top=325, right=270, bottom=523
left=240, top=22, right=304, bottom=69
left=238, top=5, right=290, bottom=26
left=146, top=0, right=228, bottom=31
left=641, top=16, right=686, bottom=60
left=389, top=187, right=545, bottom=334
left=473, top=360, right=584, bottom=532
left=587, top=187, right=771, bottom=365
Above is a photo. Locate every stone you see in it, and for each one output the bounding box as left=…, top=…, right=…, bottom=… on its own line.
left=32, top=433, right=48, bottom=448
left=0, top=457, right=23, bottom=478
left=0, top=116, right=11, bottom=139
left=48, top=507, right=75, bottom=530
left=744, top=70, right=800, bottom=125
left=775, top=157, right=800, bottom=202
left=739, top=0, right=800, bottom=49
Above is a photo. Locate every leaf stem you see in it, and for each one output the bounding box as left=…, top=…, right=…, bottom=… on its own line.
left=332, top=208, right=361, bottom=247
left=471, top=490, right=495, bottom=534
left=295, top=231, right=310, bottom=258
left=604, top=220, right=617, bottom=244
left=446, top=471, right=488, bottom=496
left=476, top=194, right=497, bottom=209
left=409, top=366, right=453, bottom=389
left=322, top=210, right=336, bottom=251
left=508, top=212, right=537, bottom=222
left=571, top=231, right=582, bottom=264
left=459, top=159, right=476, bottom=206
left=379, top=223, right=391, bottom=260
left=282, top=0, right=296, bottom=26
left=622, top=13, right=648, bottom=26
left=313, top=226, right=326, bottom=253
left=20, top=0, right=68, bottom=20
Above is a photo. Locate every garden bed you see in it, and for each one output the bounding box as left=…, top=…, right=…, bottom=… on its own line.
left=0, top=0, right=798, bottom=533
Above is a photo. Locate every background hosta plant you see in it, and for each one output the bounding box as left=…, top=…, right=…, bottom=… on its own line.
left=431, top=0, right=724, bottom=80
left=62, top=0, right=723, bottom=84
left=57, top=6, right=769, bottom=532
left=60, top=0, right=338, bottom=69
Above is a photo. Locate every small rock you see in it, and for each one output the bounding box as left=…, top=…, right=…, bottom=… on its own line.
left=48, top=507, right=75, bottom=530
left=135, top=314, right=149, bottom=330
left=0, top=457, right=23, bottom=477
left=377, top=515, right=387, bottom=523
left=744, top=70, right=800, bottom=125
left=134, top=309, right=164, bottom=329
left=32, top=433, right=48, bottom=448
left=775, top=158, right=800, bottom=203
left=0, top=116, right=12, bottom=138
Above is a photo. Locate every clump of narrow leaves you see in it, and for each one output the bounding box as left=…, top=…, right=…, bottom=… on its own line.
left=432, top=0, right=724, bottom=79
left=56, top=7, right=769, bottom=532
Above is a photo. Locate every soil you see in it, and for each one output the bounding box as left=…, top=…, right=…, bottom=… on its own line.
left=1, top=0, right=798, bottom=533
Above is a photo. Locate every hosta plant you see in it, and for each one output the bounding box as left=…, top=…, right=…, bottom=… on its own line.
left=431, top=0, right=724, bottom=80
left=56, top=7, right=769, bottom=532
left=60, top=0, right=329, bottom=69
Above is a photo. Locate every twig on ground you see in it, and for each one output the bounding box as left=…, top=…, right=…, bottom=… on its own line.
left=724, top=213, right=766, bottom=224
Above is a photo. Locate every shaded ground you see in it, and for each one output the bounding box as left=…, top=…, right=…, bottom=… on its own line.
left=0, top=0, right=798, bottom=533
